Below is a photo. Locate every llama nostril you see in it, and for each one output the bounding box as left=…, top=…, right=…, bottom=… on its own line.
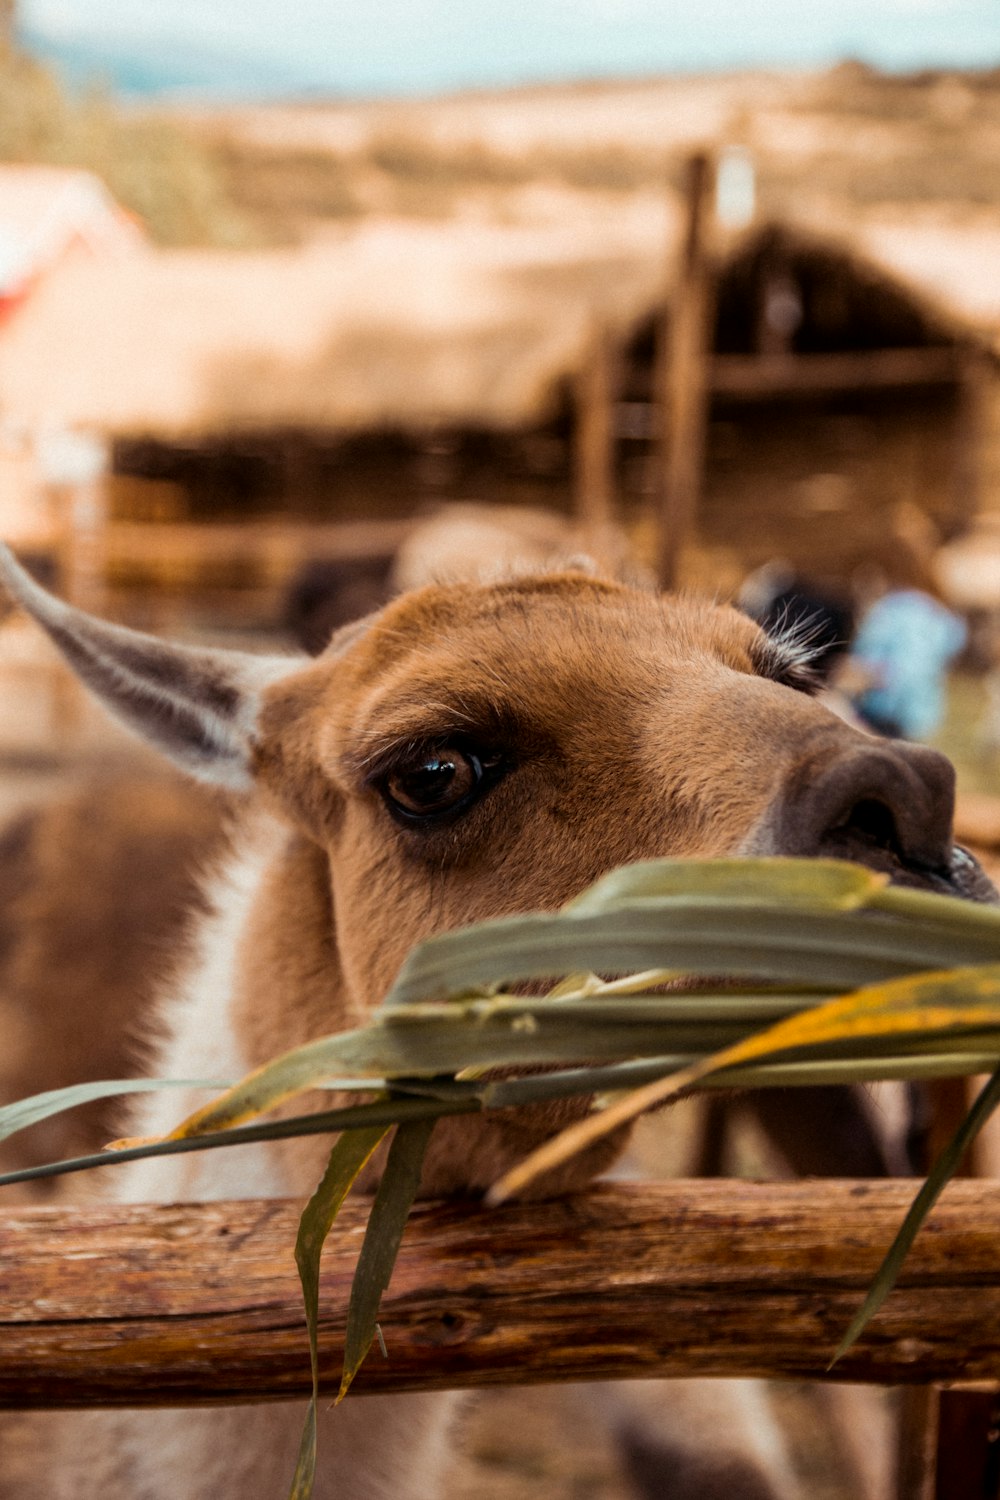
left=830, top=798, right=902, bottom=861
left=771, top=740, right=957, bottom=874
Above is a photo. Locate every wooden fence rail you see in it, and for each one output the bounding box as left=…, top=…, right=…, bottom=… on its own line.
left=3, top=1180, right=1000, bottom=1408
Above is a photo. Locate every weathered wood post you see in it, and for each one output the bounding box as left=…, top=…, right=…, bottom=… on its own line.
left=39, top=427, right=110, bottom=739
left=952, top=349, right=990, bottom=523
left=656, top=151, right=716, bottom=591
left=893, top=1074, right=1000, bottom=1500
left=928, top=1073, right=1000, bottom=1500
left=573, top=322, right=617, bottom=552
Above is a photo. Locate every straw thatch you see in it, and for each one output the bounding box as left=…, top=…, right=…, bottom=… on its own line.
left=0, top=221, right=665, bottom=439
left=0, top=210, right=992, bottom=443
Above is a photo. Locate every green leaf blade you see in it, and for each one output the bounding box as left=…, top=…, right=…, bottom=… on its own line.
left=829, top=1067, right=1000, bottom=1367
left=337, top=1117, right=436, bottom=1403
left=291, top=1124, right=390, bottom=1500
left=0, top=1077, right=233, bottom=1146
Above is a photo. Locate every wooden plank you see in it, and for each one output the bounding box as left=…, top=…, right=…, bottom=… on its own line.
left=4, top=1179, right=1000, bottom=1409
left=711, top=347, right=966, bottom=400
left=574, top=324, right=617, bottom=544
left=951, top=350, right=991, bottom=521
left=105, top=518, right=412, bottom=574
left=657, top=152, right=715, bottom=589
left=618, top=348, right=970, bottom=432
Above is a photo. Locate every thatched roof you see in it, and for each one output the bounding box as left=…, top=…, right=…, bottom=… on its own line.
left=714, top=221, right=969, bottom=354
left=0, top=209, right=993, bottom=442
left=0, top=218, right=666, bottom=438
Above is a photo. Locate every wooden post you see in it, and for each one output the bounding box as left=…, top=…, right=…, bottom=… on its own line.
left=5, top=1180, right=1000, bottom=1406
left=574, top=323, right=617, bottom=549
left=892, top=1077, right=998, bottom=1500
left=952, top=350, right=989, bottom=525
left=935, top=1388, right=1000, bottom=1500
left=897, top=1386, right=940, bottom=1500
left=925, top=1075, right=1000, bottom=1500
left=39, top=430, right=110, bottom=742
left=656, top=152, right=715, bottom=590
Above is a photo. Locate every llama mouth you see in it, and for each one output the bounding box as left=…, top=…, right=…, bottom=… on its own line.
left=906, top=844, right=999, bottom=904
left=819, top=831, right=999, bottom=905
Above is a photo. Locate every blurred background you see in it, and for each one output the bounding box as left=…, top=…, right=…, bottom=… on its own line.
left=2, top=3, right=1000, bottom=1494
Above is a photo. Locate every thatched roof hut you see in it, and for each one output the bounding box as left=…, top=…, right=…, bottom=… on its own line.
left=0, top=221, right=665, bottom=439
left=0, top=210, right=994, bottom=605
left=612, top=221, right=996, bottom=589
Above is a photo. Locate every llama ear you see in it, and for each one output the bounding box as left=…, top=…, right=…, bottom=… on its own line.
left=0, top=544, right=301, bottom=789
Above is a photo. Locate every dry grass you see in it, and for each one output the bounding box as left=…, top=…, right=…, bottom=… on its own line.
left=193, top=65, right=1000, bottom=247
left=0, top=44, right=253, bottom=246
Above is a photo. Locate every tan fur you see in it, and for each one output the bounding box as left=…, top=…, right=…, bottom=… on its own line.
left=0, top=563, right=976, bottom=1499
left=0, top=765, right=227, bottom=1187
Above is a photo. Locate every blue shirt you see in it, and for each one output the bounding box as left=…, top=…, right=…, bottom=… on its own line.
left=852, top=590, right=966, bottom=739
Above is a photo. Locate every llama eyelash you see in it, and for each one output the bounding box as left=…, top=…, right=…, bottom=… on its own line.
left=751, top=617, right=826, bottom=693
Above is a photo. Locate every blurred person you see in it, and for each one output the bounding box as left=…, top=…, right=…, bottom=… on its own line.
left=847, top=537, right=966, bottom=740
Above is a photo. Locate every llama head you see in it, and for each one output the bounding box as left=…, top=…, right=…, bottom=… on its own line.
left=1, top=544, right=988, bottom=1006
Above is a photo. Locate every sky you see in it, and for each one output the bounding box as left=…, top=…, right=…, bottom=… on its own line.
left=19, top=0, right=1000, bottom=98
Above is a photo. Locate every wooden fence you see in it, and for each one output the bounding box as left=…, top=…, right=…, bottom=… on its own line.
left=3, top=1179, right=1000, bottom=1409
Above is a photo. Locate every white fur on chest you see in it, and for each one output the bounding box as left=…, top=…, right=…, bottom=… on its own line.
left=115, top=817, right=287, bottom=1206
left=89, top=814, right=463, bottom=1500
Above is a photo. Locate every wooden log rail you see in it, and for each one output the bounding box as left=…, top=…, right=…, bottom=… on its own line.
left=3, top=1179, right=1000, bottom=1409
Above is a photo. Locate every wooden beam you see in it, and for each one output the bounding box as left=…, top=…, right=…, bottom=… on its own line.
left=4, top=1179, right=1000, bottom=1409
left=616, top=346, right=977, bottom=436
left=710, top=347, right=968, bottom=400
left=952, top=350, right=991, bottom=522
left=657, top=153, right=715, bottom=590
left=105, top=518, right=412, bottom=574
left=574, top=324, right=617, bottom=545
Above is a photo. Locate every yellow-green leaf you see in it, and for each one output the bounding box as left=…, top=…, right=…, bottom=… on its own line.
left=337, top=1117, right=436, bottom=1402
left=0, top=1077, right=232, bottom=1145
left=291, top=1125, right=389, bottom=1500
left=566, top=856, right=887, bottom=915
left=487, top=963, right=1000, bottom=1204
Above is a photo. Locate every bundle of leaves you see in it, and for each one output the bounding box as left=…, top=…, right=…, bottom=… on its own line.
left=4, top=856, right=1000, bottom=1499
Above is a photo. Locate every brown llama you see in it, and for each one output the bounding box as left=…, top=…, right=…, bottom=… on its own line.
left=0, top=542, right=991, bottom=1500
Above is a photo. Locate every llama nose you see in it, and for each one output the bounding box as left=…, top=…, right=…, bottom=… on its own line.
left=774, top=739, right=956, bottom=872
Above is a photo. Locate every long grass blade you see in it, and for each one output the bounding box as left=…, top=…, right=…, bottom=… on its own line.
left=0, top=1095, right=477, bottom=1190
left=566, top=857, right=887, bottom=914
left=0, top=1077, right=232, bottom=1145
left=382, top=904, right=1000, bottom=1008
left=6, top=1043, right=1000, bottom=1193
left=151, top=996, right=813, bottom=1143
left=291, top=1125, right=389, bottom=1500
left=337, top=1117, right=436, bottom=1402
left=829, top=1067, right=1000, bottom=1367
left=487, top=963, right=1000, bottom=1203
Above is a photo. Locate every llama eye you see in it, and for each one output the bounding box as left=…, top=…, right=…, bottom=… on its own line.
left=382, top=747, right=495, bottom=823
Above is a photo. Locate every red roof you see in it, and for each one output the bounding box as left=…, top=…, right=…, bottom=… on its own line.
left=0, top=165, right=144, bottom=307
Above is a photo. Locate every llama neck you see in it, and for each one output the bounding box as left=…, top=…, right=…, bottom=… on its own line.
left=114, top=811, right=349, bottom=1205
